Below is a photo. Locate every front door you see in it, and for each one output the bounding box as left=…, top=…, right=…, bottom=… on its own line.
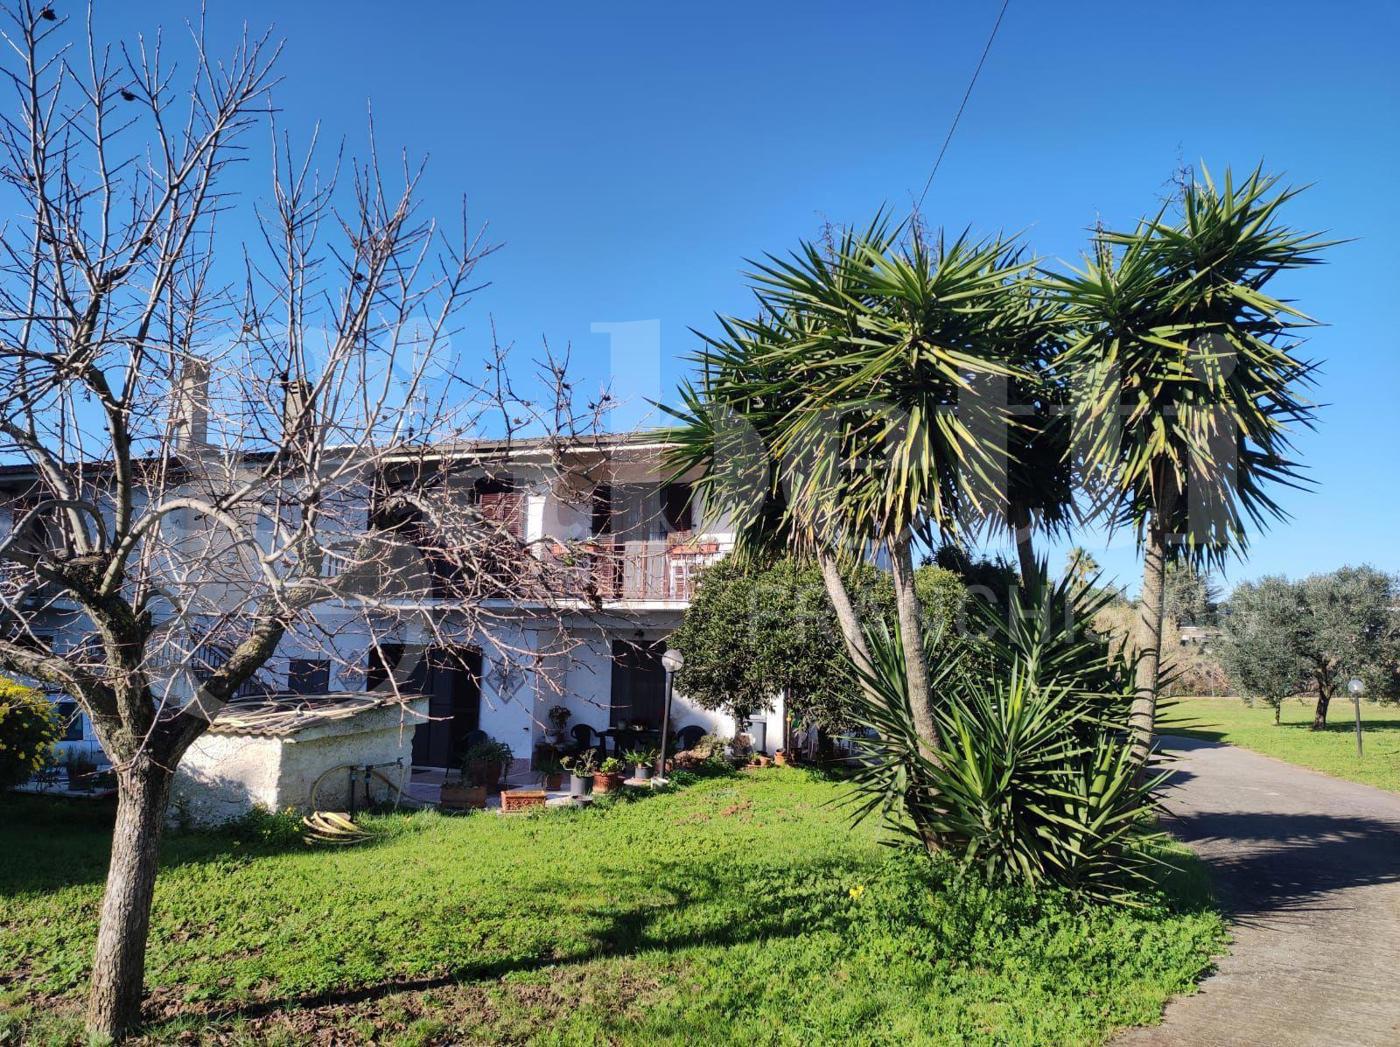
left=368, top=645, right=482, bottom=767
left=609, top=639, right=667, bottom=729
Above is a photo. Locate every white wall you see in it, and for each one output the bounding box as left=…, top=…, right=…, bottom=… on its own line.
left=169, top=698, right=425, bottom=827
left=478, top=618, right=782, bottom=758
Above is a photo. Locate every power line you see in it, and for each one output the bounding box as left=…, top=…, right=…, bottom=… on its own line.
left=913, top=0, right=1012, bottom=213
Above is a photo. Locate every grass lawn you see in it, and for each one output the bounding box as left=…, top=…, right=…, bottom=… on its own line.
left=1166, top=697, right=1400, bottom=793
left=1, top=769, right=1223, bottom=1045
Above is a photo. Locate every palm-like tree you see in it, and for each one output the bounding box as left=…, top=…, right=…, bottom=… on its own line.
left=985, top=276, right=1075, bottom=587
left=1065, top=546, right=1099, bottom=590
left=1051, top=166, right=1330, bottom=765
left=665, top=220, right=1034, bottom=767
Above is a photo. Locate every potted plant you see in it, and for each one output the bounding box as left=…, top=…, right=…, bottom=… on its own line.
left=439, top=763, right=488, bottom=810
left=545, top=704, right=571, bottom=746
left=623, top=747, right=656, bottom=781
left=594, top=756, right=625, bottom=793
left=537, top=756, right=566, bottom=791
left=462, top=736, right=513, bottom=792
left=561, top=750, right=596, bottom=797
left=773, top=748, right=789, bottom=767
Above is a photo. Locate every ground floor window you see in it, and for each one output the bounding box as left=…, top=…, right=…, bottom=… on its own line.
left=287, top=658, right=331, bottom=695
left=55, top=699, right=83, bottom=742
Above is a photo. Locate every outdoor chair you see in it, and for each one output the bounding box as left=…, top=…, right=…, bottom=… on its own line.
left=570, top=723, right=605, bottom=757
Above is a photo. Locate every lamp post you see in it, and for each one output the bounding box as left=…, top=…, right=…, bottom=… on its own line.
left=658, top=646, right=684, bottom=782
left=1348, top=677, right=1366, bottom=757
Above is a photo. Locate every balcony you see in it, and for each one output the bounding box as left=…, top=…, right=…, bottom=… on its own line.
left=542, top=535, right=722, bottom=604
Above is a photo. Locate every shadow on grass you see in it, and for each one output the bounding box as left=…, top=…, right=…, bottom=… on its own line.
left=138, top=850, right=868, bottom=1032
left=0, top=793, right=340, bottom=897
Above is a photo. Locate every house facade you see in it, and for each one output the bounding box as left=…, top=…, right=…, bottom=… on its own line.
left=0, top=434, right=782, bottom=779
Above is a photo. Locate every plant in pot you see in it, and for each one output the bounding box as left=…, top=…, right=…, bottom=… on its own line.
left=537, top=756, right=566, bottom=791
left=594, top=756, right=625, bottom=793
left=462, top=736, right=513, bottom=793
left=544, top=704, right=572, bottom=746
left=439, top=765, right=487, bottom=811
left=623, top=747, right=657, bottom=781
left=561, top=750, right=597, bottom=797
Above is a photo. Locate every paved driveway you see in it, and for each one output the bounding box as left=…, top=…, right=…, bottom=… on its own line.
left=1117, top=736, right=1400, bottom=1046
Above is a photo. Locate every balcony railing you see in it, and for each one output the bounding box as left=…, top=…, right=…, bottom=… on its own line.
left=542, top=535, right=722, bottom=603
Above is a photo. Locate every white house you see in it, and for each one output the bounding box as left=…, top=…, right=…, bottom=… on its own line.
left=0, top=433, right=782, bottom=791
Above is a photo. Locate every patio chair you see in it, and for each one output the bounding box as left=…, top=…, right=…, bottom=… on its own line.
left=675, top=724, right=706, bottom=752
left=570, top=723, right=605, bottom=757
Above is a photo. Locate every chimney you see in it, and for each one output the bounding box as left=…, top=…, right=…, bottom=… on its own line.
left=281, top=374, right=314, bottom=446
left=174, top=358, right=210, bottom=450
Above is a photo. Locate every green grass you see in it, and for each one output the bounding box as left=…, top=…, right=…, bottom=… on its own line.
left=1167, top=697, right=1400, bottom=792
left=1, top=770, right=1223, bottom=1045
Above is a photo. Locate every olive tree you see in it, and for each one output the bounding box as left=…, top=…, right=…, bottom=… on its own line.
left=1219, top=576, right=1305, bottom=723
left=1295, top=567, right=1399, bottom=728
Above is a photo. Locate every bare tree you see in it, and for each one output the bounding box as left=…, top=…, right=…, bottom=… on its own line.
left=0, top=4, right=594, bottom=1038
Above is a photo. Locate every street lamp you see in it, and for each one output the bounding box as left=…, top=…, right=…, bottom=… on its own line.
left=1348, top=677, right=1366, bottom=757
left=657, top=647, right=684, bottom=781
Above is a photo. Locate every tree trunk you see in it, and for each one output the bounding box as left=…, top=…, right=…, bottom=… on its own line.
left=889, top=534, right=941, bottom=761
left=1312, top=690, right=1331, bottom=730
left=817, top=549, right=872, bottom=676
left=1274, top=702, right=1281, bottom=726
left=1009, top=502, right=1038, bottom=592
left=1128, top=523, right=1168, bottom=768
left=87, top=758, right=173, bottom=1041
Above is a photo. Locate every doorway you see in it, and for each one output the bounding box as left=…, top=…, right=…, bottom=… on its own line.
left=367, top=644, right=482, bottom=767
left=609, top=639, right=667, bottom=729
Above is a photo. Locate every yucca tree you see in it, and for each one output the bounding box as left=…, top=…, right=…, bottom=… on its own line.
left=1051, top=166, right=1330, bottom=766
left=982, top=275, right=1075, bottom=587
left=845, top=577, right=1163, bottom=902
left=666, top=220, right=1033, bottom=768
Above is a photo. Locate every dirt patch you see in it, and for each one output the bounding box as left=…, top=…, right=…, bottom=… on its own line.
left=120, top=962, right=667, bottom=1044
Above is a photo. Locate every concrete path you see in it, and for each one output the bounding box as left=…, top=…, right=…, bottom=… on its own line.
left=1118, top=736, right=1400, bottom=1046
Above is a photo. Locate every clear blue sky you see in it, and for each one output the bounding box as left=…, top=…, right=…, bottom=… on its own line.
left=98, top=2, right=1399, bottom=593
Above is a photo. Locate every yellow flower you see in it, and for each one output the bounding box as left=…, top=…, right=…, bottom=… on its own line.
left=848, top=884, right=865, bottom=901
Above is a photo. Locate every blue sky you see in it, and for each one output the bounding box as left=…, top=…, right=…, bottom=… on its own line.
left=96, top=2, right=1398, bottom=593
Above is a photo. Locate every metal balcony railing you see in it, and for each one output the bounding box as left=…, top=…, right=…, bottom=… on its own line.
left=541, top=535, right=722, bottom=603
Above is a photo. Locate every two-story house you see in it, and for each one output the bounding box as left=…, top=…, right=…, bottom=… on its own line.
left=0, top=433, right=782, bottom=780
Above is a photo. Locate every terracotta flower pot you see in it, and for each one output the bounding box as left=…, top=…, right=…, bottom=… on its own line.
left=593, top=771, right=623, bottom=794
left=773, top=750, right=788, bottom=767
left=440, top=783, right=487, bottom=810
left=543, top=772, right=564, bottom=791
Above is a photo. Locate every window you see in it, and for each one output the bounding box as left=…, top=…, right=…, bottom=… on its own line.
left=661, top=482, right=694, bottom=533
left=56, top=699, right=83, bottom=742
left=590, top=484, right=613, bottom=536
left=287, top=658, right=331, bottom=695
left=473, top=475, right=523, bottom=538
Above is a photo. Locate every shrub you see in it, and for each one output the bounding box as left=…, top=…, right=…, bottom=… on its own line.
left=0, top=679, right=61, bottom=790
left=847, top=578, right=1164, bottom=903
left=460, top=736, right=513, bottom=787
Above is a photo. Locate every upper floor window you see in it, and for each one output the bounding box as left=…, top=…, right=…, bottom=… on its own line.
left=661, top=482, right=694, bottom=533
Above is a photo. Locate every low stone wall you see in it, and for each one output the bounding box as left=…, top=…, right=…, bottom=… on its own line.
left=170, top=698, right=427, bottom=828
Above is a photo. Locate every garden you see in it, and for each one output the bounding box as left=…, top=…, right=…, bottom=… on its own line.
left=0, top=768, right=1224, bottom=1045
